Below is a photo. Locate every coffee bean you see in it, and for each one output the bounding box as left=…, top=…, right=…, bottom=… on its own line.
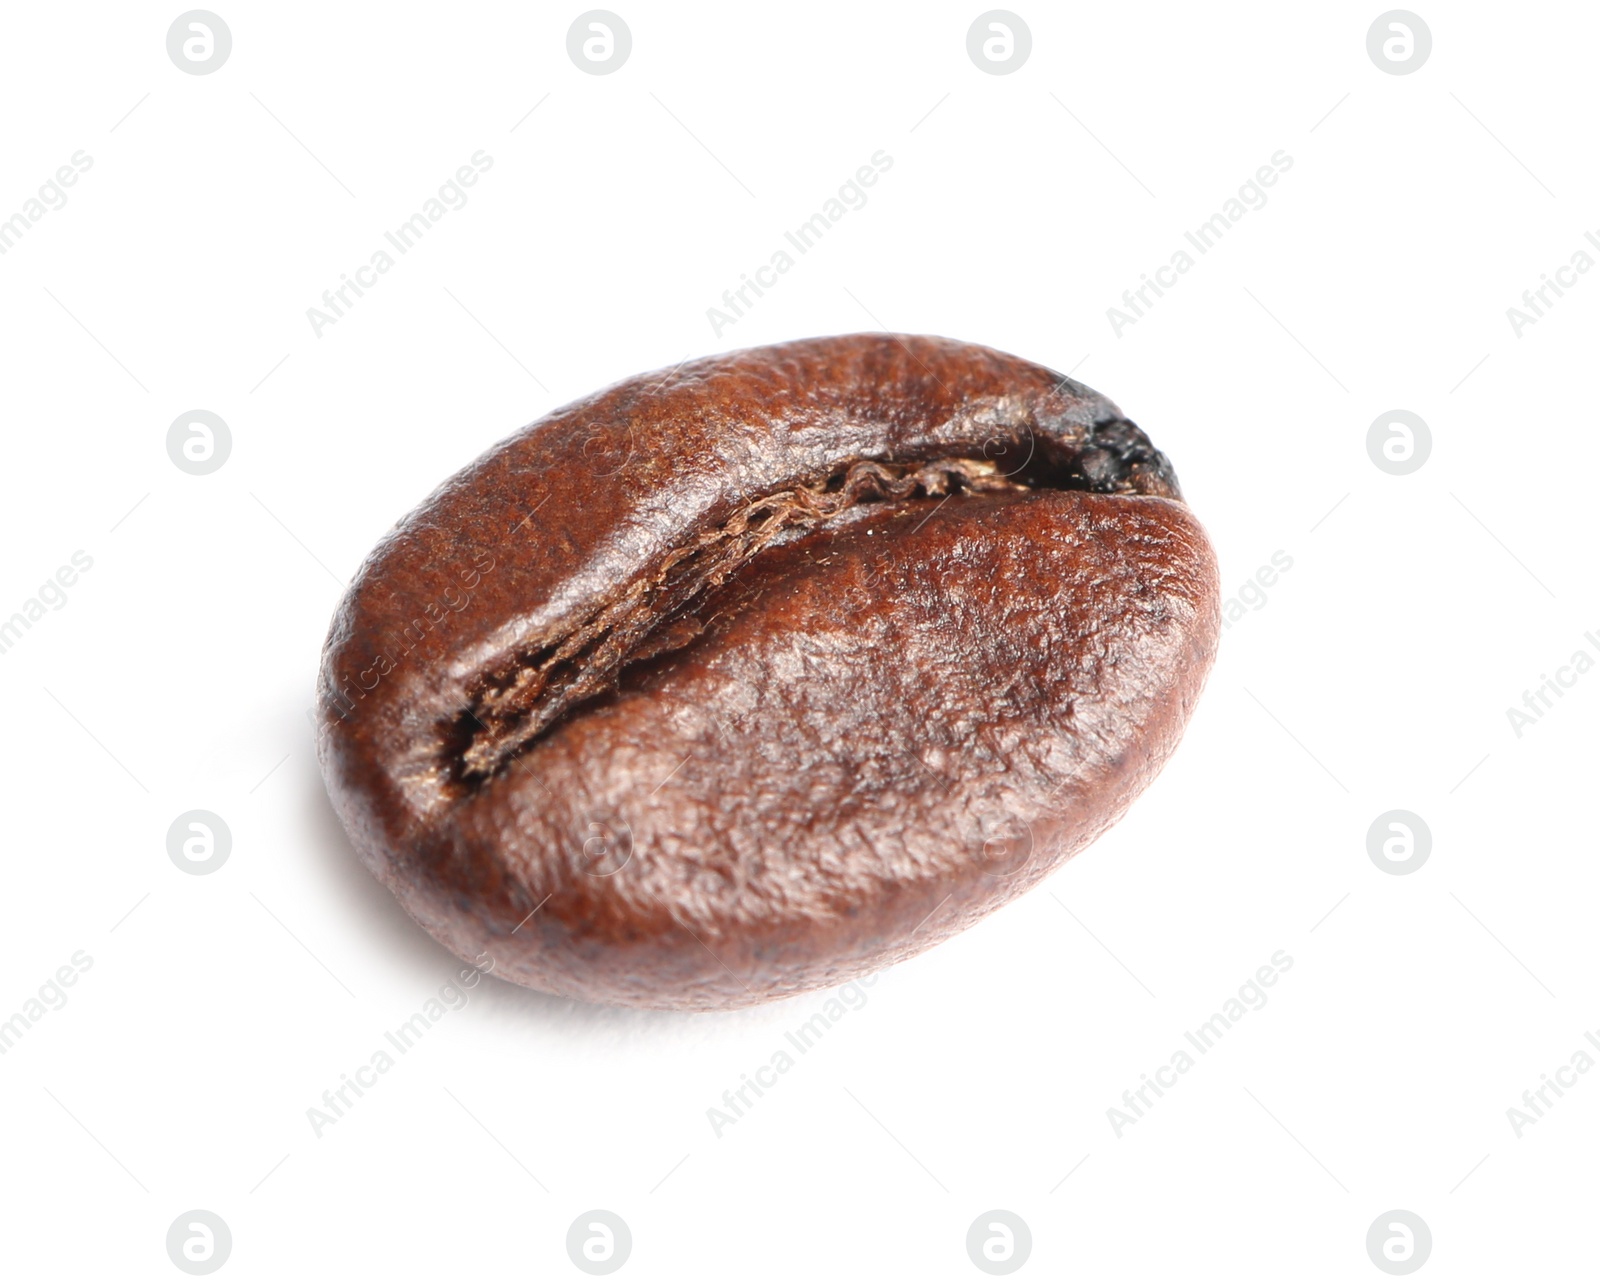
left=317, top=335, right=1220, bottom=1009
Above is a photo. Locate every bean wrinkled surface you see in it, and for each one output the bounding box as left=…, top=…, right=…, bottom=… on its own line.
left=317, top=334, right=1220, bottom=1009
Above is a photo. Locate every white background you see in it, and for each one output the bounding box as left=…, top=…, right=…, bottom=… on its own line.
left=2, top=1, right=1595, bottom=1280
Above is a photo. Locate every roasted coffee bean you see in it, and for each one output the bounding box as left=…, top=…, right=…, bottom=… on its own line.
left=316, top=334, right=1220, bottom=1010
